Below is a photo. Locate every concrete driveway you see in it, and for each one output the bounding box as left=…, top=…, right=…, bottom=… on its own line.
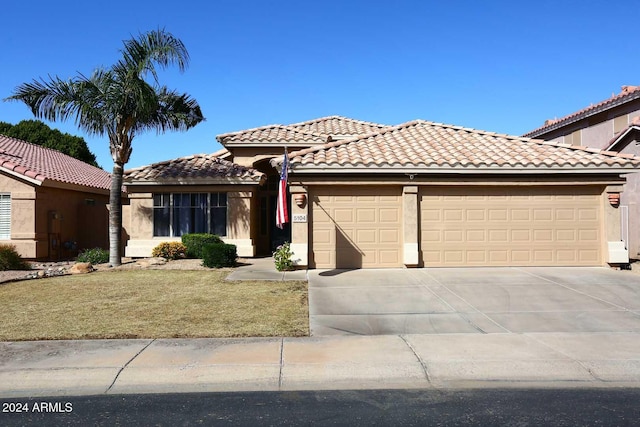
left=308, top=267, right=640, bottom=335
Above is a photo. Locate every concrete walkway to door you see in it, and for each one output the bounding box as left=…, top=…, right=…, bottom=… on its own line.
left=308, top=267, right=640, bottom=336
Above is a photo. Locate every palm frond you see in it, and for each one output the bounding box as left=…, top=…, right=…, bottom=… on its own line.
left=142, top=87, right=204, bottom=134
left=115, top=28, right=189, bottom=83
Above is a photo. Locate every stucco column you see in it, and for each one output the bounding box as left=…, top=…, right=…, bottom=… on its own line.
left=403, top=185, right=419, bottom=267
left=603, top=185, right=628, bottom=263
left=289, top=185, right=308, bottom=267
left=227, top=191, right=256, bottom=257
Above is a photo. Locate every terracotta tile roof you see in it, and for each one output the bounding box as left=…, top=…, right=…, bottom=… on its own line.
left=524, top=85, right=640, bottom=138
left=124, top=153, right=264, bottom=184
left=288, top=120, right=640, bottom=172
left=0, top=134, right=111, bottom=190
left=217, top=124, right=329, bottom=145
left=287, top=115, right=390, bottom=136
left=216, top=116, right=391, bottom=145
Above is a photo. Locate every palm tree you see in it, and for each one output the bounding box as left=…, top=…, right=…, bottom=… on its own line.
left=5, top=29, right=204, bottom=266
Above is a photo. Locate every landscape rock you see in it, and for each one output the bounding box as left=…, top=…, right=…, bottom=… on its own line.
left=136, top=257, right=167, bottom=268
left=69, top=262, right=94, bottom=274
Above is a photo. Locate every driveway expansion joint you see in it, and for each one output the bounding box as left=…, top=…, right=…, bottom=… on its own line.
left=105, top=338, right=156, bottom=394
left=514, top=267, right=631, bottom=312
left=278, top=338, right=284, bottom=390
left=420, top=269, right=510, bottom=334
left=524, top=334, right=603, bottom=383
left=399, top=335, right=431, bottom=385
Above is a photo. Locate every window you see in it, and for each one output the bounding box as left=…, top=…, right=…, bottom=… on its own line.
left=0, top=194, right=10, bottom=240
left=153, top=193, right=227, bottom=237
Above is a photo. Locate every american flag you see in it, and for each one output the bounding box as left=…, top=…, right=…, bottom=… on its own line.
left=276, top=150, right=289, bottom=229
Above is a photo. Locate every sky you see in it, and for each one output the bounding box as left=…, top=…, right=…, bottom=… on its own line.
left=2, top=0, right=639, bottom=170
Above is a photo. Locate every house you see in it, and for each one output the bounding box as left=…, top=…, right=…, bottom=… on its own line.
left=0, top=134, right=111, bottom=259
left=123, top=116, right=640, bottom=268
left=524, top=85, right=640, bottom=259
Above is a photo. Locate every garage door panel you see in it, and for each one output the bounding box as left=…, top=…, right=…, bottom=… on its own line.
left=380, top=209, right=400, bottom=222
left=579, top=209, right=598, bottom=220
left=380, top=229, right=400, bottom=243
left=334, top=209, right=353, bottom=222
left=534, top=209, right=553, bottom=220
left=311, top=187, right=402, bottom=269
left=420, top=186, right=602, bottom=267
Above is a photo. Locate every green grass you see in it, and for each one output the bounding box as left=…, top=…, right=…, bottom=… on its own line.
left=0, top=270, right=308, bottom=341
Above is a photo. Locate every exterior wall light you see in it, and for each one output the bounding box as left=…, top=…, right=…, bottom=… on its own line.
left=294, top=194, right=307, bottom=208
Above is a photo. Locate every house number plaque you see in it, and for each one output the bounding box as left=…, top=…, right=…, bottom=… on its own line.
left=292, top=214, right=307, bottom=223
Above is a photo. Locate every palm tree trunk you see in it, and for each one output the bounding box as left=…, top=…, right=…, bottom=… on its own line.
left=109, top=163, right=124, bottom=266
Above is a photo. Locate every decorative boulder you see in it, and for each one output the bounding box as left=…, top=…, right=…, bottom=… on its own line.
left=69, top=262, right=94, bottom=274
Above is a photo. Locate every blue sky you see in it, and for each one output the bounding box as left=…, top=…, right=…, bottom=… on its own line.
left=2, top=0, right=638, bottom=170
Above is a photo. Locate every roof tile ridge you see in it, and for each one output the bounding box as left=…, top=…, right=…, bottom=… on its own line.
left=329, top=115, right=392, bottom=128
left=219, top=124, right=327, bottom=141
left=288, top=115, right=391, bottom=129
left=525, top=86, right=640, bottom=136
left=418, top=120, right=530, bottom=141
left=216, top=123, right=286, bottom=140
left=289, top=120, right=420, bottom=160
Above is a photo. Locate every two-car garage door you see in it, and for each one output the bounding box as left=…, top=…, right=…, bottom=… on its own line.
left=310, top=185, right=603, bottom=268
left=420, top=186, right=602, bottom=267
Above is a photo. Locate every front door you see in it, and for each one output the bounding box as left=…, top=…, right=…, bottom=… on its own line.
left=257, top=190, right=291, bottom=256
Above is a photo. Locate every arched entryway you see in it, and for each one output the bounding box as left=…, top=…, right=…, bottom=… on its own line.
left=253, top=158, right=291, bottom=256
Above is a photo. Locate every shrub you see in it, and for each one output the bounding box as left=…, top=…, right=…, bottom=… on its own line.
left=77, top=247, right=109, bottom=264
left=151, top=242, right=187, bottom=260
left=181, top=233, right=224, bottom=259
left=0, top=244, right=30, bottom=271
left=273, top=242, right=294, bottom=271
left=202, top=243, right=237, bottom=268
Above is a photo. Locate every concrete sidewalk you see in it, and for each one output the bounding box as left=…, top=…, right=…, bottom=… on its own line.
left=2, top=332, right=640, bottom=398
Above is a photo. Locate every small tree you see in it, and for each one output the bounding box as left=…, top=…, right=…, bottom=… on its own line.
left=5, top=29, right=204, bottom=266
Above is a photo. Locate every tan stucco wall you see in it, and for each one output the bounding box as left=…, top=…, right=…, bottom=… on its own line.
left=289, top=185, right=309, bottom=266
left=0, top=173, right=37, bottom=257
left=619, top=143, right=640, bottom=258
left=0, top=172, right=109, bottom=259
left=229, top=147, right=304, bottom=168
left=123, top=185, right=259, bottom=257
left=34, top=186, right=109, bottom=259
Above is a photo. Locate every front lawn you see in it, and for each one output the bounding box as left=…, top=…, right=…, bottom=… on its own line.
left=0, top=270, right=308, bottom=341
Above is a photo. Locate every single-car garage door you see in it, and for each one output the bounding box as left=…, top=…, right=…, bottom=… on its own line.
left=420, top=186, right=603, bottom=267
left=310, top=186, right=402, bottom=269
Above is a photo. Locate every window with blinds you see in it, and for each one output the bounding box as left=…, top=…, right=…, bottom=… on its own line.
left=0, top=194, right=10, bottom=240
left=152, top=193, right=227, bottom=237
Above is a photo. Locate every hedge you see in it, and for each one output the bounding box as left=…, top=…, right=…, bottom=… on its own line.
left=202, top=243, right=237, bottom=268
left=181, top=233, right=223, bottom=259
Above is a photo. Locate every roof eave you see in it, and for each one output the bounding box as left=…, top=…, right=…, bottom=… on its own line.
left=41, top=179, right=112, bottom=195
left=0, top=165, right=43, bottom=186
left=289, top=165, right=639, bottom=175
left=124, top=176, right=266, bottom=186
left=605, top=125, right=640, bottom=151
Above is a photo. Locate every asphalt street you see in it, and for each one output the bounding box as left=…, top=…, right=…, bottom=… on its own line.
left=2, top=388, right=640, bottom=426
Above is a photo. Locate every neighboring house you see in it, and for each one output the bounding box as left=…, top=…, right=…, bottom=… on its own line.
left=123, top=116, right=639, bottom=268
left=0, top=134, right=111, bottom=259
left=524, top=85, right=640, bottom=259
